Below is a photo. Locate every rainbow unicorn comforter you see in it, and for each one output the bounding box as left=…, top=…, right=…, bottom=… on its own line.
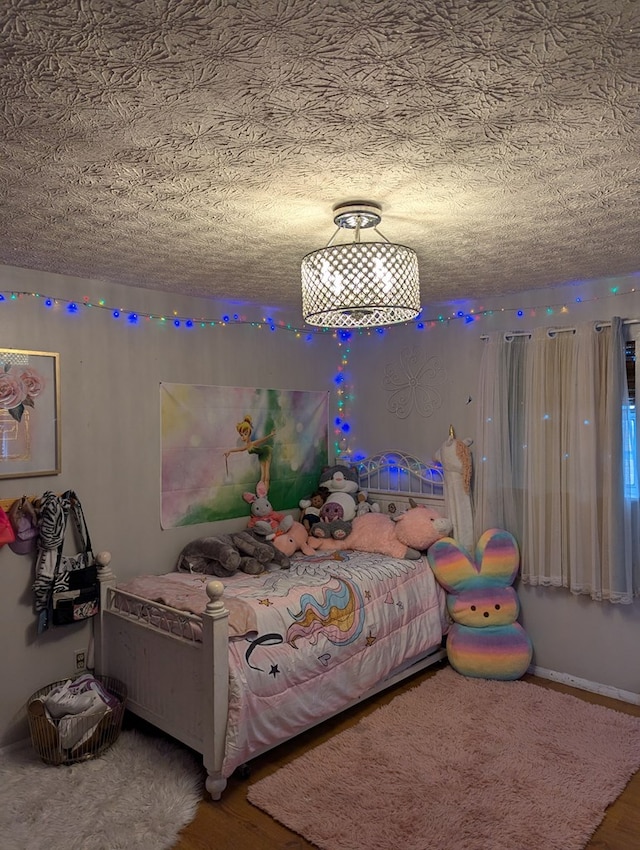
left=118, top=550, right=448, bottom=777
left=219, top=549, right=448, bottom=777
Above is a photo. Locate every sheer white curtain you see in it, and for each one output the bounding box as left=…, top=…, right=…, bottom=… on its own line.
left=475, top=317, right=638, bottom=603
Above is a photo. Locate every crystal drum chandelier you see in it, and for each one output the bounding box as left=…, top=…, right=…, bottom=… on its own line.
left=301, top=201, right=421, bottom=329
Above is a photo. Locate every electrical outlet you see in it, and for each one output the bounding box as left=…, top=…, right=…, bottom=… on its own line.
left=74, top=649, right=86, bottom=672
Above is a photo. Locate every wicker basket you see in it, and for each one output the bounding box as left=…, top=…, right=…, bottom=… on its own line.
left=27, top=675, right=127, bottom=766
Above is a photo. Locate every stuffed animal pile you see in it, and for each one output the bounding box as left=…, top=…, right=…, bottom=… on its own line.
left=427, top=528, right=533, bottom=680
left=180, top=461, right=447, bottom=577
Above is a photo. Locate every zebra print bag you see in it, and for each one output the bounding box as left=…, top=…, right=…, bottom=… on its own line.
left=33, top=491, right=99, bottom=631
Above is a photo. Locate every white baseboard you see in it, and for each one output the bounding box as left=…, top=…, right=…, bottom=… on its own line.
left=530, top=665, right=640, bottom=706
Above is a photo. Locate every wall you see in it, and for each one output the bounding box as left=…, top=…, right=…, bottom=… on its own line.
left=345, top=273, right=640, bottom=700
left=0, top=264, right=339, bottom=747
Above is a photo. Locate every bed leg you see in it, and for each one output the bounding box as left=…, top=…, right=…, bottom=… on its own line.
left=205, top=772, right=227, bottom=801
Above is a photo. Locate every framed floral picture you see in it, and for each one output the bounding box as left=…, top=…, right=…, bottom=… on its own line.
left=0, top=348, right=61, bottom=479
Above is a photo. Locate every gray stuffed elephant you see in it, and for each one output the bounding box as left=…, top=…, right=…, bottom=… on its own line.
left=176, top=529, right=290, bottom=577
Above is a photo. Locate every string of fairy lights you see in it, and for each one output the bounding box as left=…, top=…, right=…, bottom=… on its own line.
left=2, top=281, right=638, bottom=458
left=2, top=281, right=638, bottom=334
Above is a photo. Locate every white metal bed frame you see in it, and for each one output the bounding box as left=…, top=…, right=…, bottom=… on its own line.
left=344, top=449, right=445, bottom=514
left=94, top=451, right=449, bottom=800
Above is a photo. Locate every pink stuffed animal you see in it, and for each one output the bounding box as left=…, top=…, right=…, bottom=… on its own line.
left=268, top=520, right=316, bottom=557
left=308, top=505, right=452, bottom=559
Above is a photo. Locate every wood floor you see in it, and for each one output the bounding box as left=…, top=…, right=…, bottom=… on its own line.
left=167, top=663, right=640, bottom=850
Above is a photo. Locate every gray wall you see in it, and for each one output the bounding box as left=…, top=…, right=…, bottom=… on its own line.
left=0, top=264, right=339, bottom=747
left=1, top=264, right=639, bottom=748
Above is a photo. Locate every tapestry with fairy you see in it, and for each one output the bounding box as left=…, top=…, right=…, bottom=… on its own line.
left=160, top=384, right=329, bottom=529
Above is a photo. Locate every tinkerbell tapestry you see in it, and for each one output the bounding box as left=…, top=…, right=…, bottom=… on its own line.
left=161, top=384, right=329, bottom=529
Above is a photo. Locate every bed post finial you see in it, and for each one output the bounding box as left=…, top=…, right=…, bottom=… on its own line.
left=449, top=424, right=455, bottom=439
left=205, top=580, right=227, bottom=619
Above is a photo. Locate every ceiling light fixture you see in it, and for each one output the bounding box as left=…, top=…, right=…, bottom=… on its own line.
left=301, top=201, right=421, bottom=329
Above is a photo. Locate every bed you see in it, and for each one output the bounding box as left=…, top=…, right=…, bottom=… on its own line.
left=93, top=451, right=451, bottom=800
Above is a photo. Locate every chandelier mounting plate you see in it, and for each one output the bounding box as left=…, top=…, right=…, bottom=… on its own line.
left=332, top=201, right=382, bottom=230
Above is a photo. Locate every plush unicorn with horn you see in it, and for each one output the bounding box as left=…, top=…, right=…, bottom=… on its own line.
left=435, top=425, right=474, bottom=553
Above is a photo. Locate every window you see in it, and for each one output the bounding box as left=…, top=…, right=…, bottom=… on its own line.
left=476, top=320, right=637, bottom=602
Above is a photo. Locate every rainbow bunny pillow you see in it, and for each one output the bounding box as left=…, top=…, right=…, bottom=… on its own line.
left=427, top=529, right=533, bottom=680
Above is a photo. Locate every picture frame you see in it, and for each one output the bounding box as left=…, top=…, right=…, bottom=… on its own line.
left=0, top=348, right=61, bottom=479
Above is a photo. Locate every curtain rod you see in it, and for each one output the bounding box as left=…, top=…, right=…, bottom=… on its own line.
left=481, top=318, right=640, bottom=340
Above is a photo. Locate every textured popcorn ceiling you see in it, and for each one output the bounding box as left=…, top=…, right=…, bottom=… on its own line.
left=0, top=0, right=639, bottom=316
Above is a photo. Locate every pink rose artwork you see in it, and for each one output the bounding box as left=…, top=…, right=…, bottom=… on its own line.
left=0, top=364, right=46, bottom=422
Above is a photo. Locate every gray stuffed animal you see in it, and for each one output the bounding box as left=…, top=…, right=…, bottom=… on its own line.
left=310, top=464, right=360, bottom=540
left=176, top=529, right=290, bottom=577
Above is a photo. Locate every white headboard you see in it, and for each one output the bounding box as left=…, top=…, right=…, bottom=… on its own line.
left=342, top=451, right=445, bottom=516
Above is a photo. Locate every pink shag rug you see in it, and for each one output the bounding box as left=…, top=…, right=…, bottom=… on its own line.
left=248, top=666, right=640, bottom=850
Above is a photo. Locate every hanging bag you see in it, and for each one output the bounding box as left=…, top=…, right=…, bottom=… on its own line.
left=34, top=491, right=99, bottom=631
left=51, top=491, right=99, bottom=626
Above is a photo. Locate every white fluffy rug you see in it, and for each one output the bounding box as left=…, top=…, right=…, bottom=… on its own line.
left=0, top=728, right=203, bottom=850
